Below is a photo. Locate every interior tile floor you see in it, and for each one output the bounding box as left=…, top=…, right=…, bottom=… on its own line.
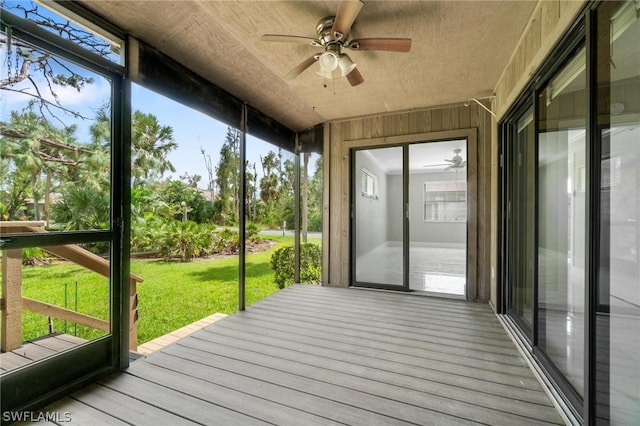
left=356, top=242, right=466, bottom=295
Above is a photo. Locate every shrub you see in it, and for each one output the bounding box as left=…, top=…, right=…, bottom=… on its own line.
left=270, top=243, right=321, bottom=289
left=22, top=247, right=50, bottom=265
left=213, top=228, right=240, bottom=254
left=156, top=221, right=216, bottom=261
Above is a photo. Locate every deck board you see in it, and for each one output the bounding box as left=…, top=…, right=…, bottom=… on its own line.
left=30, top=285, right=564, bottom=425
left=0, top=334, right=86, bottom=375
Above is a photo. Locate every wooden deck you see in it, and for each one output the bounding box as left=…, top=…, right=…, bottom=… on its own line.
left=32, top=285, right=564, bottom=425
left=0, top=333, right=85, bottom=375
left=136, top=313, right=228, bottom=356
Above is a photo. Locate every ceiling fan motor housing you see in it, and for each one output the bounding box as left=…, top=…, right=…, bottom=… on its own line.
left=317, top=16, right=343, bottom=46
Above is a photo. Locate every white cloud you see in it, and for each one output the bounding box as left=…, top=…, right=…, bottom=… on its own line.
left=2, top=75, right=111, bottom=109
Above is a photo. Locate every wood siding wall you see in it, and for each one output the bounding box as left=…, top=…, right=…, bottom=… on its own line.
left=493, top=0, right=586, bottom=120
left=488, top=0, right=586, bottom=307
left=323, top=104, right=493, bottom=302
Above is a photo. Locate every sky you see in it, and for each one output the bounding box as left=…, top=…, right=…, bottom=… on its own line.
left=131, top=84, right=299, bottom=186
left=0, top=56, right=299, bottom=187
left=1, top=1, right=310, bottom=189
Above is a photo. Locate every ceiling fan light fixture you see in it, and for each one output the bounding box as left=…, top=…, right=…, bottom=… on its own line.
left=316, top=69, right=334, bottom=79
left=318, top=51, right=339, bottom=72
left=339, top=54, right=357, bottom=76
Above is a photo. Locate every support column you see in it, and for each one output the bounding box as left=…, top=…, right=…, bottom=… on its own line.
left=1, top=250, right=23, bottom=351
left=238, top=104, right=247, bottom=311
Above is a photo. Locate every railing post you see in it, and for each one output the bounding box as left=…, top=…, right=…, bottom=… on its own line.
left=129, top=278, right=138, bottom=351
left=2, top=249, right=23, bottom=351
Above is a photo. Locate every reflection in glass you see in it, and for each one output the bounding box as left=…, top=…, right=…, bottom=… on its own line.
left=537, top=48, right=586, bottom=395
left=354, top=147, right=404, bottom=286
left=0, top=242, right=112, bottom=375
left=409, top=141, right=467, bottom=295
left=510, top=108, right=535, bottom=330
left=595, top=2, right=640, bottom=423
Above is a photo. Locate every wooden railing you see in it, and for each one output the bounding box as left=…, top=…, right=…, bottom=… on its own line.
left=0, top=221, right=143, bottom=352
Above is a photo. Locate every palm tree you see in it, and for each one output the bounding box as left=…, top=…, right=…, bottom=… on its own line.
left=131, top=111, right=177, bottom=186
left=0, top=110, right=88, bottom=221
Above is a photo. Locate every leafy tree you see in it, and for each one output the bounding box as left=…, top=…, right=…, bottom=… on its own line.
left=215, top=127, right=240, bottom=225
left=131, top=111, right=177, bottom=186
left=308, top=156, right=324, bottom=232
left=0, top=110, right=93, bottom=221
left=1, top=2, right=112, bottom=124
left=50, top=181, right=110, bottom=231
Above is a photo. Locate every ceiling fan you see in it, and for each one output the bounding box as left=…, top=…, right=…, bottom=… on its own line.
left=423, top=149, right=467, bottom=171
left=260, top=0, right=412, bottom=87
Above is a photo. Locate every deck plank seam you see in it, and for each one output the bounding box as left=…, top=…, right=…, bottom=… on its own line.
left=213, top=316, right=532, bottom=378
left=250, top=299, right=514, bottom=342
left=192, top=327, right=553, bottom=407
left=146, top=350, right=430, bottom=426
left=221, top=311, right=527, bottom=366
left=208, top=319, right=539, bottom=386
left=170, top=338, right=559, bottom=425
left=184, top=331, right=559, bottom=417
left=252, top=301, right=505, bottom=340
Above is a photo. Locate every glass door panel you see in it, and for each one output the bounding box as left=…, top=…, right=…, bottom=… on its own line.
left=506, top=107, right=535, bottom=335
left=409, top=141, right=467, bottom=295
left=1, top=9, right=123, bottom=412
left=353, top=147, right=406, bottom=288
left=537, top=47, right=586, bottom=397
left=595, top=1, right=640, bottom=422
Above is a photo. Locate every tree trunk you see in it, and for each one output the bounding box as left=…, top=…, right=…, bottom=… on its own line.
left=301, top=153, right=309, bottom=243
left=44, top=173, right=52, bottom=224
left=32, top=174, right=40, bottom=221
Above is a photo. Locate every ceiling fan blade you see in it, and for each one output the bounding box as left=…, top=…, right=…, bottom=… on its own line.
left=261, top=34, right=320, bottom=46
left=284, top=55, right=319, bottom=80
left=423, top=164, right=449, bottom=168
left=345, top=66, right=364, bottom=86
left=348, top=38, right=412, bottom=53
left=332, top=0, right=364, bottom=40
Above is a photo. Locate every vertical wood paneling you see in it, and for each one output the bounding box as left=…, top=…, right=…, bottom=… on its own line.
left=430, top=109, right=443, bottom=132
left=524, top=8, right=542, bottom=66
left=540, top=1, right=560, bottom=41
left=383, top=114, right=395, bottom=137
left=349, top=119, right=363, bottom=141
left=443, top=107, right=459, bottom=131
left=321, top=123, right=331, bottom=285
left=371, top=116, right=384, bottom=138
left=340, top=122, right=351, bottom=286
left=423, top=109, right=432, bottom=133
left=329, top=122, right=343, bottom=286
left=408, top=111, right=421, bottom=134
left=459, top=105, right=471, bottom=129
left=494, top=0, right=586, bottom=120
left=362, top=117, right=372, bottom=139
left=328, top=103, right=492, bottom=301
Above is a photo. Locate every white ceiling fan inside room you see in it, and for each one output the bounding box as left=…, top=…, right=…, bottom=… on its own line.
left=260, top=0, right=412, bottom=86
left=423, top=148, right=467, bottom=171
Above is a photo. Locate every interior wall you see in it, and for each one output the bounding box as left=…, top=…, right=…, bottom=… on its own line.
left=325, top=103, right=489, bottom=302
left=354, top=152, right=388, bottom=256
left=388, top=172, right=467, bottom=245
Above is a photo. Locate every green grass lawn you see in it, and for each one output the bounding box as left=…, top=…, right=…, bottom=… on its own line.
left=17, top=234, right=320, bottom=344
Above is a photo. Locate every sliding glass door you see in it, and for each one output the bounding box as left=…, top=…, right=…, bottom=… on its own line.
left=505, top=106, right=535, bottom=337
left=537, top=46, right=586, bottom=401
left=594, top=2, right=640, bottom=422
left=351, top=140, right=469, bottom=296
left=352, top=146, right=407, bottom=289
left=501, top=1, right=640, bottom=420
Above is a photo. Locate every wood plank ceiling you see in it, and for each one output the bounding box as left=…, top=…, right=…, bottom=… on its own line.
left=78, top=1, right=537, bottom=132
